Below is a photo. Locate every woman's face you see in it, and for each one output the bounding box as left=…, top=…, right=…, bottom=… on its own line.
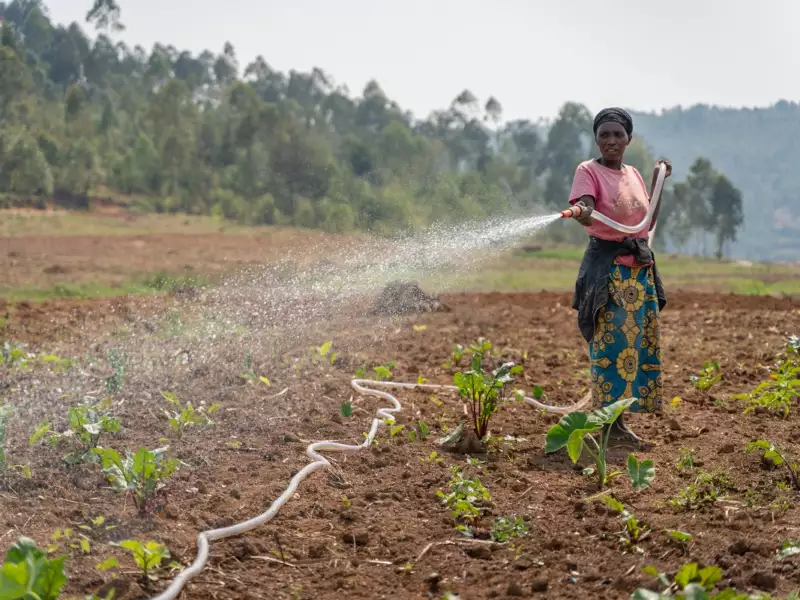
left=595, top=122, right=630, bottom=163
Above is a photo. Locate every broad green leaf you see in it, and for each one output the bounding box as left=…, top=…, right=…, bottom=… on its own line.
left=631, top=590, right=669, bottom=600
left=627, top=454, right=656, bottom=489
left=544, top=412, right=600, bottom=454
left=588, top=397, right=637, bottom=425
left=438, top=422, right=464, bottom=446
left=566, top=430, right=586, bottom=463
left=665, top=530, right=693, bottom=543
left=681, top=584, right=710, bottom=600
left=28, top=421, right=51, bottom=446
left=32, top=555, right=67, bottom=600
left=532, top=385, right=544, bottom=399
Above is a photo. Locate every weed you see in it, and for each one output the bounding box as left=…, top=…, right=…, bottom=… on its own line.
left=452, top=339, right=523, bottom=440
left=436, top=466, right=492, bottom=527
left=0, top=536, right=67, bottom=599
left=30, top=397, right=121, bottom=465
left=490, top=516, right=529, bottom=542
left=161, top=391, right=219, bottom=438
left=690, top=361, right=723, bottom=392
left=47, top=527, right=91, bottom=555
left=544, top=397, right=638, bottom=489
left=746, top=440, right=799, bottom=490
left=733, top=341, right=798, bottom=418
left=669, top=471, right=732, bottom=511
left=93, top=447, right=180, bottom=515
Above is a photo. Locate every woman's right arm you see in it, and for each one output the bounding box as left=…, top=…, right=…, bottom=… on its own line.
left=572, top=195, right=595, bottom=226
left=568, top=163, right=597, bottom=227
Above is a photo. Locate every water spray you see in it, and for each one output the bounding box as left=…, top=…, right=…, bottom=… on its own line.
left=146, top=162, right=667, bottom=600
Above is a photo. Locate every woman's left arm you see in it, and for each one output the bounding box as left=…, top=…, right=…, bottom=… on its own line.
left=648, top=159, right=672, bottom=231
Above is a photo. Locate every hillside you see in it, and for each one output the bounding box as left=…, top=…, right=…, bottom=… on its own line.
left=634, top=103, right=800, bottom=261
left=0, top=0, right=793, bottom=261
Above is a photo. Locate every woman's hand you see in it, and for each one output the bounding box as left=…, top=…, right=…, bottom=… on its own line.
left=572, top=200, right=594, bottom=226
left=655, top=158, right=672, bottom=178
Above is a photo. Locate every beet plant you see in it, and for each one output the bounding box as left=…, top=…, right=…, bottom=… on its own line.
left=544, top=397, right=637, bottom=489
left=0, top=536, right=67, bottom=600
left=452, top=340, right=523, bottom=441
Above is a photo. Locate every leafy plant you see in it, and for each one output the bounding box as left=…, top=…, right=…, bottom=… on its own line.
left=384, top=418, right=405, bottom=438
left=0, top=536, right=67, bottom=600
left=30, top=398, right=121, bottom=464
left=544, top=397, right=637, bottom=489
left=105, top=348, right=126, bottom=394
left=161, top=391, right=219, bottom=437
left=93, top=447, right=180, bottom=514
left=408, top=421, right=430, bottom=442
left=690, top=361, right=723, bottom=392
left=733, top=345, right=799, bottom=417
left=628, top=454, right=656, bottom=489
left=778, top=541, right=800, bottom=561
left=47, top=527, right=91, bottom=555
left=1, top=342, right=30, bottom=369
left=340, top=400, right=353, bottom=417
left=355, top=362, right=396, bottom=381
left=452, top=339, right=523, bottom=441
left=116, top=539, right=176, bottom=583
left=600, top=496, right=650, bottom=548
left=677, top=448, right=697, bottom=470
left=436, top=466, right=492, bottom=526
left=240, top=353, right=271, bottom=385
left=669, top=471, right=732, bottom=511
left=490, top=516, right=528, bottom=542
left=746, top=440, right=799, bottom=490
left=310, top=341, right=336, bottom=366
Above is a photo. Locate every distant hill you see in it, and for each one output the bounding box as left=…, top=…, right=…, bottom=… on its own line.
left=632, top=102, right=800, bottom=261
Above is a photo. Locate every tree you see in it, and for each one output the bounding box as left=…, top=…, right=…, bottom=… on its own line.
left=709, top=174, right=744, bottom=259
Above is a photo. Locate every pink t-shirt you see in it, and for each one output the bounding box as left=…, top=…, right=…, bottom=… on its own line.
left=569, top=159, right=651, bottom=267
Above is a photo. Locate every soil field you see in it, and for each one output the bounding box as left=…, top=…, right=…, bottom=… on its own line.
left=1, top=288, right=799, bottom=600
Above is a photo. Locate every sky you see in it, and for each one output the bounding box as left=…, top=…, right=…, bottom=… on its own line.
left=48, top=0, right=800, bottom=123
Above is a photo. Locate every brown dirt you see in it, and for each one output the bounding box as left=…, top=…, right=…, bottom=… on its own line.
left=372, top=281, right=450, bottom=316
left=0, top=229, right=351, bottom=289
left=1, top=291, right=799, bottom=600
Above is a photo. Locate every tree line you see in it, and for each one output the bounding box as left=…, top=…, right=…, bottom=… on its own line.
left=0, top=0, right=743, bottom=257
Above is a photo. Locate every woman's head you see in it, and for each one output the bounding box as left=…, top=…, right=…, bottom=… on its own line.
left=593, top=107, right=633, bottom=164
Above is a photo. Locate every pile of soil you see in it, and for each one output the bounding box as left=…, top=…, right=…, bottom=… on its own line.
left=372, top=280, right=450, bottom=316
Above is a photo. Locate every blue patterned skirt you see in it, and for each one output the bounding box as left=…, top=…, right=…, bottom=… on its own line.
left=589, top=263, right=662, bottom=413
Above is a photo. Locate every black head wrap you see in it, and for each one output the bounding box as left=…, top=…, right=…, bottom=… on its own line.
left=593, top=107, right=633, bottom=137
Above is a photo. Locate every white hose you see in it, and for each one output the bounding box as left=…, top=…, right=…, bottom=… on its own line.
left=147, top=379, right=589, bottom=599
left=590, top=162, right=667, bottom=234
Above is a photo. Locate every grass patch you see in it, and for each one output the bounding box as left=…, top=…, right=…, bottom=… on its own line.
left=0, top=272, right=208, bottom=303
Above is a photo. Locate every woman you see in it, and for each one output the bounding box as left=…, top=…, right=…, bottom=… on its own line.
left=569, top=107, right=671, bottom=446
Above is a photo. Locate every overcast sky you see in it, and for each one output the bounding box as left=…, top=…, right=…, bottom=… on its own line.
left=49, top=0, right=800, bottom=122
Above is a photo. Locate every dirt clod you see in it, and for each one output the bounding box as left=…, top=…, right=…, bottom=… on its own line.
left=341, top=531, right=369, bottom=547
left=372, top=280, right=450, bottom=315
left=531, top=580, right=549, bottom=593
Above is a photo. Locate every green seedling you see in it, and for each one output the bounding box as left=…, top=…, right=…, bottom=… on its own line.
left=733, top=345, right=799, bottom=417
left=600, top=496, right=650, bottom=548
left=30, top=398, right=121, bottom=465
left=453, top=339, right=523, bottom=441
left=161, top=391, right=219, bottom=437
left=1, top=341, right=30, bottom=369
left=628, top=454, right=656, bottom=490
left=490, top=516, right=528, bottom=542
left=544, top=397, right=637, bottom=489
left=340, top=400, right=353, bottom=417
left=384, top=418, right=405, bottom=438
left=116, top=539, right=175, bottom=583
left=436, top=466, right=492, bottom=526
left=664, top=530, right=693, bottom=554
left=669, top=471, right=732, bottom=511
left=0, top=537, right=67, bottom=600
left=240, top=353, right=271, bottom=385
left=355, top=362, right=396, bottom=381
left=690, top=361, right=723, bottom=392
left=677, top=448, right=697, bottom=470
left=421, top=450, right=443, bottom=463
left=408, top=421, right=430, bottom=442
left=105, top=348, right=126, bottom=394
left=746, top=440, right=799, bottom=490
left=47, top=527, right=91, bottom=555
left=310, top=341, right=337, bottom=366
left=93, top=447, right=180, bottom=515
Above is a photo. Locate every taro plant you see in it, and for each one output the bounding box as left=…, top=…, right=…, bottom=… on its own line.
left=161, top=391, right=219, bottom=438
left=452, top=339, right=523, bottom=441
left=628, top=454, right=656, bottom=490
left=30, top=398, right=121, bottom=465
left=0, top=537, right=67, bottom=600
left=690, top=361, right=723, bottom=392
left=93, top=447, right=180, bottom=515
left=544, top=397, right=637, bottom=489
left=746, top=440, right=799, bottom=490
left=733, top=339, right=799, bottom=418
